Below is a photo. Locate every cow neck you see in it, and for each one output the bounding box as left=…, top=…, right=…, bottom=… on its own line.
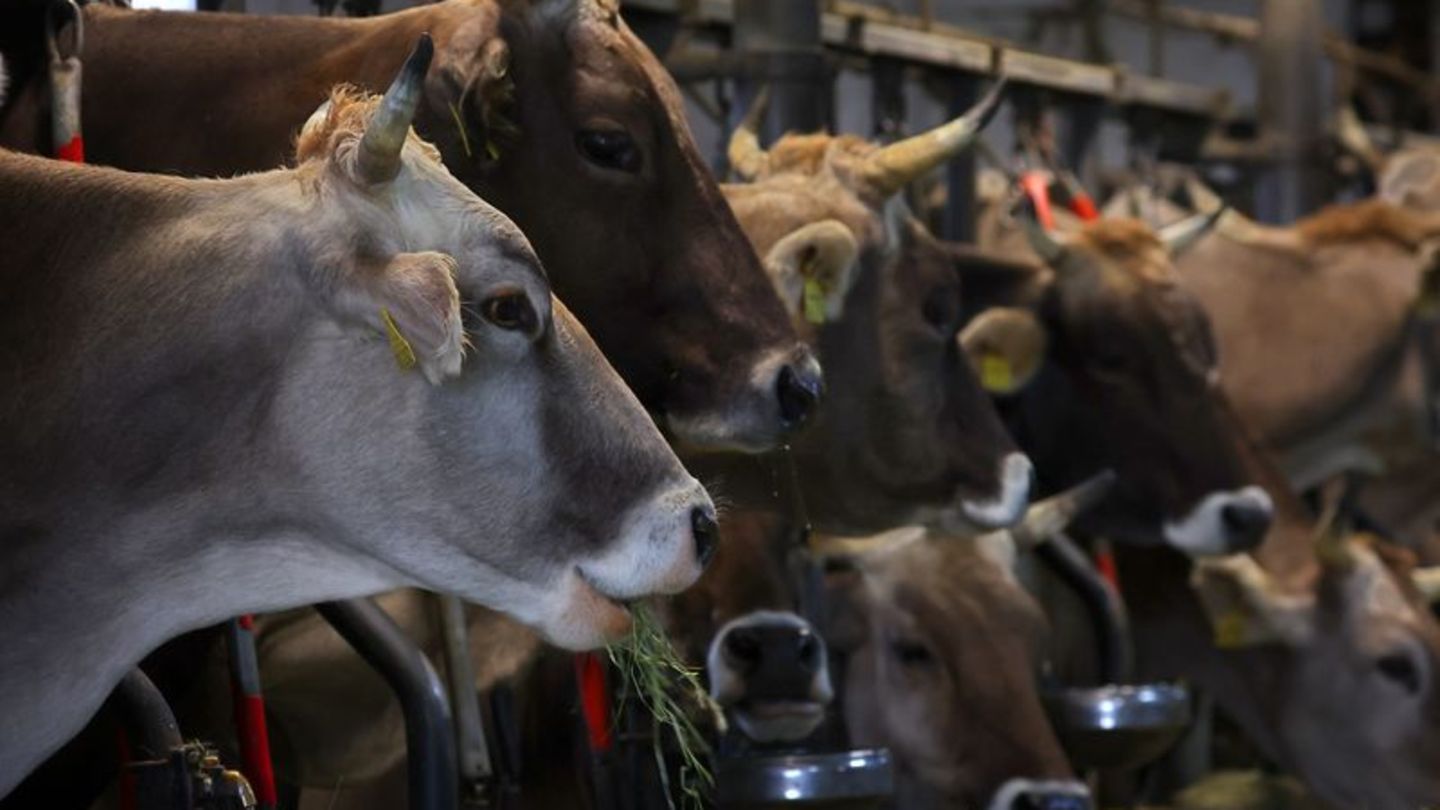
left=0, top=503, right=399, bottom=796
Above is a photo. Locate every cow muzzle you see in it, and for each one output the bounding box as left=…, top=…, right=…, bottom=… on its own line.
left=666, top=346, right=824, bottom=453
left=708, top=611, right=834, bottom=743
left=986, top=779, right=1092, bottom=810
left=543, top=478, right=716, bottom=649
left=1163, top=486, right=1274, bottom=556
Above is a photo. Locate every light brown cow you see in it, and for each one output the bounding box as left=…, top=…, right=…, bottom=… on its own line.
left=1116, top=177, right=1440, bottom=555
left=0, top=0, right=817, bottom=452
left=819, top=524, right=1089, bottom=810
left=0, top=51, right=714, bottom=797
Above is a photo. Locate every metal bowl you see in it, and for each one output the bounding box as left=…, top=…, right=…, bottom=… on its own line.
left=1043, top=683, right=1191, bottom=772
left=714, top=749, right=894, bottom=809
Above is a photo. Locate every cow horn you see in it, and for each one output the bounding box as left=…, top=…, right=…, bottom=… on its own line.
left=357, top=33, right=434, bottom=186
left=1011, top=470, right=1117, bottom=551
left=860, top=78, right=1006, bottom=197
left=1413, top=567, right=1440, bottom=603
left=1016, top=196, right=1066, bottom=264
left=728, top=86, right=772, bottom=181
left=1158, top=204, right=1226, bottom=257
left=1335, top=105, right=1386, bottom=174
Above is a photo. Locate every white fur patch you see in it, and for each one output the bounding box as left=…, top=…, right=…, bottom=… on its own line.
left=961, top=453, right=1034, bottom=528
left=1164, top=486, right=1273, bottom=556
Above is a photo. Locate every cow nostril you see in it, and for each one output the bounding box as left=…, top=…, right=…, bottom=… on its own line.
left=776, top=363, right=823, bottom=429
left=724, top=628, right=762, bottom=667
left=1221, top=501, right=1271, bottom=550
left=691, top=508, right=718, bottom=569
left=796, top=630, right=820, bottom=668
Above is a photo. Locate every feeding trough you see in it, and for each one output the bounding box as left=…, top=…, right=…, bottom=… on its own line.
left=714, top=749, right=894, bottom=809
left=1044, top=683, right=1191, bottom=772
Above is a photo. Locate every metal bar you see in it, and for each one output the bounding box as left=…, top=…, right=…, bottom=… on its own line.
left=1036, top=535, right=1134, bottom=684
left=621, top=0, right=1227, bottom=119
left=109, top=669, right=184, bottom=760
left=318, top=598, right=458, bottom=810
left=1255, top=0, right=1327, bottom=222
left=437, top=594, right=494, bottom=792
left=940, top=74, right=981, bottom=243
left=733, top=0, right=827, bottom=138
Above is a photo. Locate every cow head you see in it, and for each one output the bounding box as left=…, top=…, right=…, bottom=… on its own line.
left=417, top=0, right=818, bottom=452
left=287, top=39, right=715, bottom=650
left=957, top=212, right=1273, bottom=554
left=662, top=511, right=833, bottom=744
left=719, top=83, right=1032, bottom=533
left=818, top=507, right=1092, bottom=810
left=1193, top=537, right=1440, bottom=808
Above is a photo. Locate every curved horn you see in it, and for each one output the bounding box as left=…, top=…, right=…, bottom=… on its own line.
left=1158, top=204, right=1226, bottom=257
left=1016, top=195, right=1066, bottom=264
left=861, top=78, right=1006, bottom=197
left=357, top=33, right=434, bottom=186
left=1011, top=470, right=1117, bottom=551
left=1413, top=567, right=1440, bottom=603
left=1335, top=105, right=1386, bottom=174
left=727, top=86, right=772, bottom=181
left=811, top=526, right=927, bottom=559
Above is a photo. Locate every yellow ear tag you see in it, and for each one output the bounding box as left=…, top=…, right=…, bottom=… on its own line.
left=980, top=352, right=1014, bottom=393
left=381, top=309, right=417, bottom=371
left=1213, top=609, right=1250, bottom=649
left=803, top=277, right=828, bottom=325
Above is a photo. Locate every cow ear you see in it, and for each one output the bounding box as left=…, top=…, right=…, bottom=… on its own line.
left=958, top=307, right=1048, bottom=395
left=429, top=12, right=517, bottom=167
left=334, top=251, right=466, bottom=385
left=1191, top=555, right=1315, bottom=649
left=762, top=220, right=860, bottom=327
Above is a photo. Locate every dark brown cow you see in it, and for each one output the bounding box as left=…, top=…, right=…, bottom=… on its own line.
left=0, top=0, right=816, bottom=451
left=0, top=57, right=715, bottom=795
left=704, top=85, right=1032, bottom=534
left=957, top=214, right=1274, bottom=554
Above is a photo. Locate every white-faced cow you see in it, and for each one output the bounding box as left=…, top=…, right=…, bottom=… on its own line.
left=137, top=87, right=1034, bottom=799
left=0, top=0, right=817, bottom=452
left=0, top=46, right=715, bottom=796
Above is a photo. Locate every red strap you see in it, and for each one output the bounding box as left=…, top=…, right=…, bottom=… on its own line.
left=1092, top=539, right=1120, bottom=589
left=575, top=652, right=613, bottom=753
left=1020, top=171, right=1056, bottom=231
left=1068, top=192, right=1099, bottom=222
left=230, top=615, right=278, bottom=808
left=55, top=136, right=84, bottom=164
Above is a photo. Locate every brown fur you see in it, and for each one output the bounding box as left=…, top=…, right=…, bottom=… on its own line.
left=1295, top=198, right=1440, bottom=250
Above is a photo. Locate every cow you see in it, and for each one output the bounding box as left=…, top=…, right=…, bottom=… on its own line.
left=0, top=46, right=716, bottom=797
left=959, top=206, right=1273, bottom=555
left=0, top=0, right=818, bottom=452
left=816, top=492, right=1102, bottom=810
left=121, top=86, right=1027, bottom=800
left=1108, top=175, right=1440, bottom=554
left=1125, top=517, right=1440, bottom=809
left=705, top=81, right=1032, bottom=535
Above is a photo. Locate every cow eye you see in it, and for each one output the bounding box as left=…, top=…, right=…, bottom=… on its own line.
left=1376, top=651, right=1423, bottom=696
left=481, top=292, right=536, bottom=333
left=576, top=129, right=642, bottom=174
left=890, top=638, right=934, bottom=667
